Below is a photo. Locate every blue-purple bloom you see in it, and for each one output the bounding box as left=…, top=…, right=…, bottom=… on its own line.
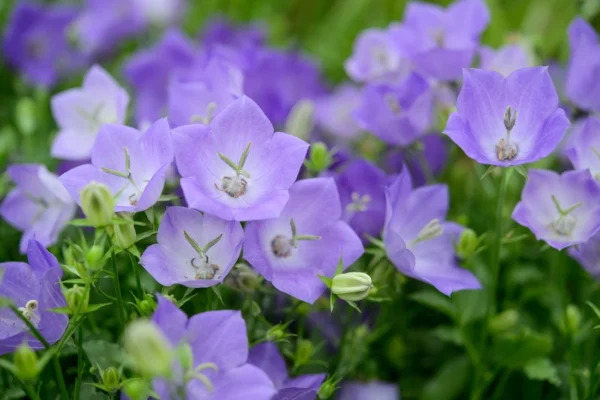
left=402, top=0, right=490, bottom=81
left=314, top=84, right=363, bottom=139
left=173, top=96, right=309, bottom=221
left=479, top=44, right=532, bottom=77
left=243, top=178, right=364, bottom=303
left=60, top=119, right=174, bottom=212
left=147, top=296, right=276, bottom=399
left=336, top=159, right=386, bottom=243
left=51, top=65, right=129, bottom=160
left=338, top=381, right=399, bottom=400
left=568, top=231, right=600, bottom=280
left=353, top=73, right=433, bottom=146
left=566, top=117, right=600, bottom=180
left=3, top=2, right=86, bottom=87
left=512, top=169, right=600, bottom=250
left=566, top=17, right=600, bottom=113
left=384, top=168, right=480, bottom=295
left=248, top=342, right=325, bottom=400
left=0, top=240, right=68, bottom=355
left=444, top=67, right=570, bottom=166
left=1, top=165, right=76, bottom=253
left=141, top=206, right=244, bottom=288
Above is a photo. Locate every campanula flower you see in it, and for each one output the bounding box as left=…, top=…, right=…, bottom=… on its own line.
left=568, top=231, right=600, bottom=280
left=145, top=295, right=276, bottom=399
left=338, top=381, right=399, bottom=400
left=248, top=342, right=325, bottom=400
left=353, top=73, right=433, bottom=146
left=50, top=65, right=129, bottom=160
left=243, top=178, right=364, bottom=303
left=512, top=169, right=600, bottom=250
left=173, top=96, right=308, bottom=221
left=402, top=0, right=490, bottom=81
left=59, top=119, right=174, bottom=212
left=141, top=207, right=244, bottom=288
left=336, top=159, right=386, bottom=243
left=444, top=67, right=570, bottom=166
left=479, top=44, right=532, bottom=77
left=0, top=240, right=68, bottom=355
left=566, top=17, right=600, bottom=112
left=3, top=2, right=86, bottom=87
left=201, top=18, right=265, bottom=51
left=314, top=84, right=363, bottom=139
left=123, top=29, right=196, bottom=125
left=384, top=168, right=481, bottom=295
left=134, top=0, right=184, bottom=27
left=566, top=117, right=600, bottom=180
left=0, top=165, right=76, bottom=253
left=385, top=135, right=448, bottom=186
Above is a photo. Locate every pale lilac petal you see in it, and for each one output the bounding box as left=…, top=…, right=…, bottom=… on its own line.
left=248, top=342, right=288, bottom=388
left=151, top=295, right=187, bottom=345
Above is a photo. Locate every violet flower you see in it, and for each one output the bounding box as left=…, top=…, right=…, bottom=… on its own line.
left=172, top=96, right=308, bottom=221
left=568, top=231, right=600, bottom=280
left=123, top=29, right=196, bottom=125
left=0, top=164, right=76, bottom=253
left=243, top=178, right=364, bottom=303
left=201, top=18, right=265, bottom=51
left=479, top=44, right=532, bottom=77
left=336, top=159, right=386, bottom=244
left=133, top=0, right=184, bottom=27
left=0, top=240, right=68, bottom=355
left=566, top=17, right=600, bottom=113
left=148, top=296, right=276, bottom=399
left=402, top=0, right=490, bottom=81
left=51, top=65, right=129, bottom=160
left=353, top=73, right=433, bottom=146
left=3, top=2, right=86, bottom=87
left=248, top=342, right=325, bottom=400
left=512, top=169, right=600, bottom=250
left=141, top=206, right=244, bottom=288
left=314, top=84, right=363, bottom=140
left=384, top=168, right=481, bottom=295
left=59, top=119, right=174, bottom=212
left=444, top=67, right=570, bottom=166
left=566, top=117, right=600, bottom=180
left=338, top=381, right=399, bottom=400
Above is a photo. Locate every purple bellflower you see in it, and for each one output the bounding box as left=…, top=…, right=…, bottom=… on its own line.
left=168, top=54, right=243, bottom=127
left=336, top=159, right=386, bottom=244
left=0, top=240, right=68, bottom=355
left=444, top=67, right=570, bottom=166
left=566, top=18, right=600, bottom=112
left=384, top=167, right=481, bottom=295
left=3, top=2, right=86, bottom=88
left=148, top=296, right=276, bottom=399
left=338, top=381, right=399, bottom=400
left=402, top=0, right=490, bottom=81
left=353, top=73, right=433, bottom=146
left=141, top=206, right=244, bottom=288
left=566, top=117, right=600, bottom=180
left=123, top=29, right=196, bottom=125
left=243, top=178, right=364, bottom=303
left=173, top=96, right=309, bottom=221
left=314, top=84, right=363, bottom=140
left=479, top=44, right=533, bottom=77
left=512, top=169, right=600, bottom=250
left=568, top=231, right=600, bottom=280
left=248, top=342, right=326, bottom=400
left=0, top=165, right=76, bottom=253
left=51, top=65, right=129, bottom=160
left=59, top=119, right=174, bottom=212
left=201, top=18, right=265, bottom=51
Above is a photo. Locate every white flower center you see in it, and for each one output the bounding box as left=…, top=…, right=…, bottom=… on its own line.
left=346, top=192, right=371, bottom=213
left=496, top=106, right=518, bottom=162
left=410, top=219, right=444, bottom=248
left=18, top=299, right=40, bottom=327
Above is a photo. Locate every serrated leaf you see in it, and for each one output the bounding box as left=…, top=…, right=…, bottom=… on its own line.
left=409, top=290, right=455, bottom=317
left=523, top=358, right=560, bottom=386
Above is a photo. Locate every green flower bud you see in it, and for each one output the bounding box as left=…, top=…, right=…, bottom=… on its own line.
left=114, top=213, right=136, bottom=249
left=123, top=378, right=149, bottom=400
left=285, top=100, right=314, bottom=141
left=85, top=244, right=105, bottom=271
left=224, top=263, right=261, bottom=293
left=124, top=320, right=173, bottom=378
left=457, top=229, right=478, bottom=259
left=80, top=182, right=115, bottom=227
left=65, top=285, right=89, bottom=314
left=136, top=295, right=157, bottom=317
left=294, top=339, right=313, bottom=368
left=488, top=309, right=519, bottom=334
left=175, top=342, right=194, bottom=371
left=15, top=97, right=36, bottom=136
left=14, top=343, right=39, bottom=381
left=306, top=142, right=332, bottom=174
left=566, top=304, right=582, bottom=335
left=102, top=367, right=120, bottom=393
left=331, top=272, right=373, bottom=302
left=317, top=376, right=340, bottom=399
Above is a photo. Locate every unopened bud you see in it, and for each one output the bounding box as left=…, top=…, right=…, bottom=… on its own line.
left=66, top=285, right=89, bottom=314
left=102, top=367, right=120, bottom=392
left=137, top=295, right=157, bottom=317
left=566, top=304, right=582, bottom=335
left=266, top=323, right=288, bottom=342
left=306, top=142, right=332, bottom=173
left=488, top=309, right=519, bottom=334
left=114, top=213, right=136, bottom=249
left=123, top=378, right=149, bottom=400
left=331, top=272, right=373, bottom=302
left=80, top=182, right=115, bottom=227
left=176, top=343, right=194, bottom=371
left=285, top=100, right=314, bottom=141
left=295, top=339, right=313, bottom=368
left=124, top=320, right=172, bottom=378
left=14, top=343, right=39, bottom=381
left=15, top=97, right=36, bottom=136
left=85, top=244, right=105, bottom=270
left=224, top=263, right=261, bottom=293
left=318, top=376, right=341, bottom=400
left=457, top=229, right=478, bottom=259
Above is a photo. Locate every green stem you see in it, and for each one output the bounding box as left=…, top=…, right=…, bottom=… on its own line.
left=9, top=306, right=69, bottom=400
left=110, top=246, right=126, bottom=332
left=490, top=168, right=511, bottom=313
left=129, top=253, right=143, bottom=298
left=74, top=324, right=84, bottom=400
left=23, top=381, right=41, bottom=400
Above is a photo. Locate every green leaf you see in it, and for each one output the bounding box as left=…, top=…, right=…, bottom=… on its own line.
left=480, top=165, right=498, bottom=181
left=158, top=194, right=180, bottom=202
left=453, top=289, right=489, bottom=325
left=513, top=165, right=528, bottom=180
left=432, top=326, right=463, bottom=346
left=211, top=286, right=225, bottom=306
left=136, top=231, right=157, bottom=243
left=523, top=358, right=560, bottom=386
left=346, top=301, right=362, bottom=313
left=409, top=290, right=455, bottom=318
left=49, top=306, right=72, bottom=314
left=492, top=329, right=552, bottom=367
left=317, top=274, right=332, bottom=288
left=587, top=301, right=600, bottom=320
left=422, top=356, right=470, bottom=400
left=85, top=303, right=112, bottom=313
left=83, top=340, right=125, bottom=370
